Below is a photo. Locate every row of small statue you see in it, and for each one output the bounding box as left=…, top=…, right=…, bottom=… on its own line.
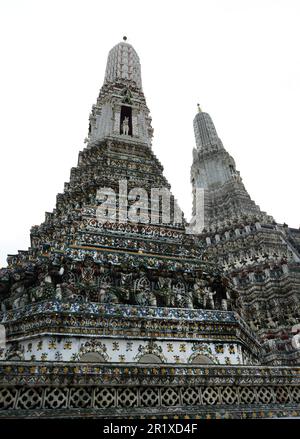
left=2, top=272, right=235, bottom=312
left=0, top=254, right=237, bottom=312
left=54, top=281, right=231, bottom=310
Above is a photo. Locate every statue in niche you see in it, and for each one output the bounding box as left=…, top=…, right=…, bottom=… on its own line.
left=221, top=293, right=229, bottom=311
left=172, top=281, right=192, bottom=308
left=30, top=282, right=45, bottom=302
left=12, top=293, right=28, bottom=309
left=122, top=117, right=129, bottom=135
left=203, top=286, right=216, bottom=309
left=210, top=273, right=228, bottom=308
left=80, top=256, right=96, bottom=286
left=158, top=276, right=172, bottom=293
left=193, top=278, right=206, bottom=308
left=55, top=284, right=63, bottom=300
left=119, top=272, right=132, bottom=302
left=135, top=290, right=157, bottom=307
left=178, top=290, right=194, bottom=309
left=134, top=274, right=157, bottom=307
left=42, top=262, right=64, bottom=286
left=97, top=274, right=116, bottom=303
left=157, top=276, right=172, bottom=306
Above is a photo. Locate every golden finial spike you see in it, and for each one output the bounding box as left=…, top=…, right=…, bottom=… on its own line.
left=197, top=103, right=202, bottom=113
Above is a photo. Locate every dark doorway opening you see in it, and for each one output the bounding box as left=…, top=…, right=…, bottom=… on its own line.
left=120, top=105, right=133, bottom=136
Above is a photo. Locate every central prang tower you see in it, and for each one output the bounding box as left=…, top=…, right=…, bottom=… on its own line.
left=0, top=39, right=300, bottom=420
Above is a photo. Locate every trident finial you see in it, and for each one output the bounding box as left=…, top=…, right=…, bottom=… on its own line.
left=197, top=103, right=202, bottom=113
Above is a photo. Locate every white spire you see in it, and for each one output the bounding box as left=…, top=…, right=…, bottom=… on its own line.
left=193, top=111, right=221, bottom=150
left=104, top=38, right=142, bottom=89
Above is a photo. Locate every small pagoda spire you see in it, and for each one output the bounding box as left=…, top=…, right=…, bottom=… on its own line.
left=193, top=106, right=222, bottom=150
left=104, top=39, right=142, bottom=89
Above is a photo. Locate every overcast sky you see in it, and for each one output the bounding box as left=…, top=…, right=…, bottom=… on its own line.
left=0, top=0, right=299, bottom=267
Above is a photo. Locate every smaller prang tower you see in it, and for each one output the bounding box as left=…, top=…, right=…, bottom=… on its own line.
left=191, top=105, right=300, bottom=366
left=191, top=104, right=272, bottom=228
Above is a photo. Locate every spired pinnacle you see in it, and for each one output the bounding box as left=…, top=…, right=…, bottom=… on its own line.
left=104, top=39, right=142, bottom=89
left=89, top=39, right=151, bottom=145
left=193, top=107, right=222, bottom=150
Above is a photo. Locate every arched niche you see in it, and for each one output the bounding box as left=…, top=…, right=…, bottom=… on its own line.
left=120, top=105, right=133, bottom=135
left=138, top=354, right=162, bottom=364
left=79, top=352, right=106, bottom=363
left=190, top=354, right=214, bottom=365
